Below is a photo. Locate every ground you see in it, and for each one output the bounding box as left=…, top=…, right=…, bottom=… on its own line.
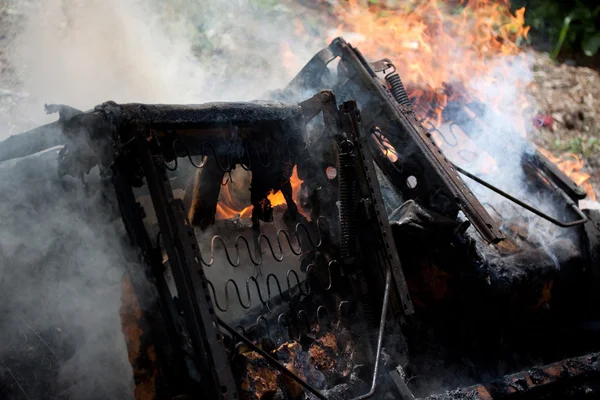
left=527, top=51, right=600, bottom=193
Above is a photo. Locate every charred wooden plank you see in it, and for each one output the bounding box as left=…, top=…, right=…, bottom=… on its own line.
left=424, top=352, right=600, bottom=400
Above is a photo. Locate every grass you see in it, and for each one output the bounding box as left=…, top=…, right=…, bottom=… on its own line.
left=551, top=136, right=600, bottom=157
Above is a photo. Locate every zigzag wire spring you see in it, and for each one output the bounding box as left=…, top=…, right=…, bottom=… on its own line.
left=198, top=216, right=331, bottom=268
left=207, top=260, right=337, bottom=313
left=271, top=305, right=332, bottom=344
left=239, top=306, right=329, bottom=345
left=155, top=215, right=331, bottom=274
left=162, top=131, right=301, bottom=173
left=413, top=103, right=460, bottom=148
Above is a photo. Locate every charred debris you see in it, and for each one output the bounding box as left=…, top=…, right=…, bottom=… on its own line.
left=0, top=37, right=599, bottom=400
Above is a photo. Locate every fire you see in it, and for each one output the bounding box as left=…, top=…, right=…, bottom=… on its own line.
left=215, top=166, right=304, bottom=220
left=326, top=0, right=596, bottom=200
left=537, top=148, right=596, bottom=201
left=329, top=0, right=530, bottom=121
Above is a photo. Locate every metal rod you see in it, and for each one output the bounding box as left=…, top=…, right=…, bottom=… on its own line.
left=455, top=164, right=588, bottom=228
left=349, top=267, right=392, bottom=400
left=216, top=316, right=328, bottom=400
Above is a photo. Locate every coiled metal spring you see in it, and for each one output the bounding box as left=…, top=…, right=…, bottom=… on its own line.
left=338, top=140, right=358, bottom=260
left=386, top=73, right=412, bottom=107
left=207, top=261, right=337, bottom=312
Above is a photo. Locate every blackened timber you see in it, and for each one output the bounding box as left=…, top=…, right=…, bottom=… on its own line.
left=117, top=102, right=304, bottom=160
left=135, top=134, right=238, bottom=399
left=0, top=101, right=305, bottom=166
left=424, top=352, right=600, bottom=400
left=118, top=102, right=303, bottom=128
left=111, top=152, right=193, bottom=397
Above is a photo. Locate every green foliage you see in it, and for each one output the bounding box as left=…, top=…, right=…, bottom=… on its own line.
left=511, top=0, right=600, bottom=59
left=551, top=136, right=600, bottom=157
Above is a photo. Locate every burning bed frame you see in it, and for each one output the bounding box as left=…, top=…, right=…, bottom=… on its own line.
left=1, top=37, right=599, bottom=400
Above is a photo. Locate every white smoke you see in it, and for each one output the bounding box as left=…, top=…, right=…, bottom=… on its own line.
left=0, top=0, right=328, bottom=398
left=3, top=0, right=326, bottom=136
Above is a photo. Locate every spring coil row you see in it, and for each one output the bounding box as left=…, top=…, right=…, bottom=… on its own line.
left=416, top=103, right=492, bottom=165
left=235, top=304, right=335, bottom=345
left=207, top=261, right=337, bottom=312
left=200, top=217, right=330, bottom=267
left=338, top=141, right=358, bottom=260
left=163, top=133, right=301, bottom=173
left=156, top=217, right=331, bottom=268
left=413, top=104, right=461, bottom=149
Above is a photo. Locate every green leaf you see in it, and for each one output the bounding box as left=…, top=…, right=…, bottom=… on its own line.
left=551, top=15, right=573, bottom=59
left=582, top=33, right=600, bottom=56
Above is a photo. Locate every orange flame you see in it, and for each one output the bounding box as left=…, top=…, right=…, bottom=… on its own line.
left=329, top=0, right=529, bottom=119
left=537, top=148, right=596, bottom=201
left=327, top=0, right=595, bottom=201
left=217, top=0, right=594, bottom=224
left=215, top=166, right=304, bottom=220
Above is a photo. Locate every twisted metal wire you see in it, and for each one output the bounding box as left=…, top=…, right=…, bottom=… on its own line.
left=197, top=217, right=331, bottom=268
left=163, top=132, right=301, bottom=173
left=207, top=261, right=337, bottom=313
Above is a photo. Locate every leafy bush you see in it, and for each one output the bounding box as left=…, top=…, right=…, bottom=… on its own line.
left=511, top=0, right=600, bottom=58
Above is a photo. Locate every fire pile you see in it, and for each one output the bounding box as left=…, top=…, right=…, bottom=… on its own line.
left=1, top=1, right=600, bottom=400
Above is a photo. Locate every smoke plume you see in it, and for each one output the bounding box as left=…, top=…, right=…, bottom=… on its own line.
left=0, top=0, right=325, bottom=398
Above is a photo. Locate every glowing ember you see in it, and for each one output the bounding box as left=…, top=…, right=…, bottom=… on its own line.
left=215, top=166, right=304, bottom=220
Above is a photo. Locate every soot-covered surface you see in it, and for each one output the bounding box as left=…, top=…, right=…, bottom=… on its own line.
left=0, top=149, right=599, bottom=400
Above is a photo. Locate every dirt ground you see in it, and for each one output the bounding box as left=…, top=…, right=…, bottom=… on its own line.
left=0, top=0, right=598, bottom=197
left=527, top=50, right=600, bottom=195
